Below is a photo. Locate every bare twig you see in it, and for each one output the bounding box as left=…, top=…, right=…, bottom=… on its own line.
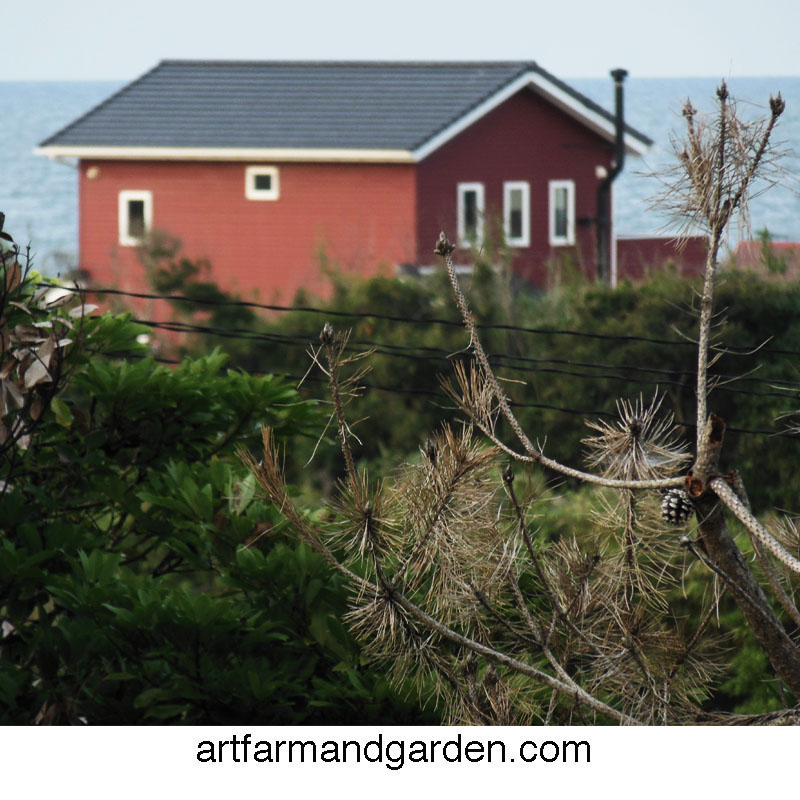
left=436, top=233, right=683, bottom=491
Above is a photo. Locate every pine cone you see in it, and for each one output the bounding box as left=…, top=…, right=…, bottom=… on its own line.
left=661, top=488, right=693, bottom=526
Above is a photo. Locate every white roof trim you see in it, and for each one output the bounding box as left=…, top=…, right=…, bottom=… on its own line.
left=412, top=70, right=650, bottom=161
left=34, top=145, right=416, bottom=164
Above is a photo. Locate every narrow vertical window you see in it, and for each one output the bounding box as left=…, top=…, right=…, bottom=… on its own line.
left=457, top=182, right=485, bottom=246
left=127, top=200, right=146, bottom=238
left=549, top=180, right=575, bottom=246
left=118, top=190, right=152, bottom=247
left=503, top=181, right=530, bottom=247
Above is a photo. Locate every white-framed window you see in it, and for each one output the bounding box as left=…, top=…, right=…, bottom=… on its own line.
left=245, top=166, right=280, bottom=200
left=549, top=180, right=576, bottom=246
left=457, top=182, right=485, bottom=247
left=118, top=190, right=152, bottom=247
left=503, top=181, right=530, bottom=247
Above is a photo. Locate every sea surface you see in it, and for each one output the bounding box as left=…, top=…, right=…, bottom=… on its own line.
left=1, top=76, right=798, bottom=276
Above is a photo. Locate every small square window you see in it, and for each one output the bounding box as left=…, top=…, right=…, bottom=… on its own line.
left=245, top=166, right=280, bottom=201
left=254, top=174, right=272, bottom=192
left=118, top=190, right=152, bottom=247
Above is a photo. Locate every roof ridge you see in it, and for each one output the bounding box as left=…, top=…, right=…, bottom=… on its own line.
left=156, top=59, right=536, bottom=67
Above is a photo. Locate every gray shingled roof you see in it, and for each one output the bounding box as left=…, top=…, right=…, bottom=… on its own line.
left=40, top=60, right=651, bottom=152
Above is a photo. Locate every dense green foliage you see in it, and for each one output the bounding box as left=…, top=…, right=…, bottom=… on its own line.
left=150, top=251, right=800, bottom=513
left=291, top=270, right=800, bottom=514
left=0, top=264, right=437, bottom=724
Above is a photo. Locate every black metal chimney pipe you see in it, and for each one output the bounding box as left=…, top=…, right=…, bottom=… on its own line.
left=596, top=68, right=628, bottom=284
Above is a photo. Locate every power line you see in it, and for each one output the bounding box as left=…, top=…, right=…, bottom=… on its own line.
left=37, top=280, right=800, bottom=434
left=36, top=281, right=703, bottom=349
left=103, top=349, right=800, bottom=442
left=43, top=279, right=800, bottom=360
left=130, top=316, right=800, bottom=403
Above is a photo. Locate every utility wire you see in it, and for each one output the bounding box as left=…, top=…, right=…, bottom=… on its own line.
left=142, top=313, right=797, bottom=389
left=34, top=281, right=707, bottom=350
left=104, top=349, right=800, bottom=441
left=130, top=316, right=800, bottom=402
left=42, top=279, right=800, bottom=360
left=40, top=279, right=800, bottom=432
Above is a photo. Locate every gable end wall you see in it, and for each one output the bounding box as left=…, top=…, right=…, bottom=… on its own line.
left=416, top=87, right=615, bottom=284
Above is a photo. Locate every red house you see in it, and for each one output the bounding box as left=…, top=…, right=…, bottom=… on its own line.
left=37, top=61, right=654, bottom=299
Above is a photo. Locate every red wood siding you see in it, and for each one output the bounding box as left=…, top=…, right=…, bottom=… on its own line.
left=616, top=237, right=707, bottom=282
left=416, top=88, right=615, bottom=285
left=734, top=241, right=800, bottom=278
left=79, top=160, right=417, bottom=301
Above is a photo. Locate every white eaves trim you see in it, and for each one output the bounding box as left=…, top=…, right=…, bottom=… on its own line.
left=412, top=71, right=651, bottom=161
left=34, top=145, right=416, bottom=164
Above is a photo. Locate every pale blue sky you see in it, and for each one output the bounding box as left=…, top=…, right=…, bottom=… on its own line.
left=5, top=0, right=799, bottom=81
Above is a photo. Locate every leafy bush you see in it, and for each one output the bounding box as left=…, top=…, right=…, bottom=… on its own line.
left=0, top=254, right=437, bottom=724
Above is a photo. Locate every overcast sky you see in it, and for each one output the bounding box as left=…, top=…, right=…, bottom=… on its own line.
left=5, top=0, right=799, bottom=82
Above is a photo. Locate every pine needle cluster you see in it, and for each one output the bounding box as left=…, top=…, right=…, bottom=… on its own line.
left=244, top=326, right=726, bottom=724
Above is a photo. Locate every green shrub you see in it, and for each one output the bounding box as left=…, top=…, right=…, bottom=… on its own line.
left=0, top=260, right=436, bottom=724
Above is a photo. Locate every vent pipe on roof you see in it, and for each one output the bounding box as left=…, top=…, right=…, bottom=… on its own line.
left=596, top=68, right=628, bottom=285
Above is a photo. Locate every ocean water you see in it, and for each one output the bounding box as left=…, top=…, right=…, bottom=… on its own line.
left=0, top=82, right=124, bottom=275
left=1, top=76, right=798, bottom=276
